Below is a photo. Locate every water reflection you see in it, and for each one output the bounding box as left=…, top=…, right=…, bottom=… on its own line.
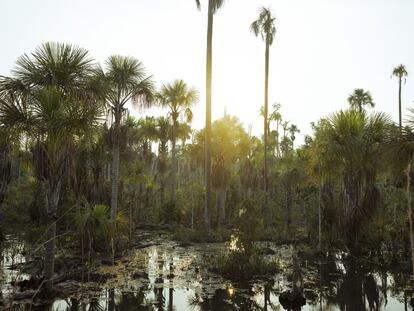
left=1, top=235, right=413, bottom=310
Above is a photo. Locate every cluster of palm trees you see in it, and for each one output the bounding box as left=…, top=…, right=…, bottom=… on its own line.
left=1, top=0, right=414, bottom=293
left=0, top=42, right=199, bottom=288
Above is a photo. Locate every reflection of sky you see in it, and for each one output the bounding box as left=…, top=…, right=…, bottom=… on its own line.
left=1, top=235, right=411, bottom=310
left=1, top=236, right=30, bottom=296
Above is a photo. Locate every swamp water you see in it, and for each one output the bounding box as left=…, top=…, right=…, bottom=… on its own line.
left=0, top=232, right=413, bottom=310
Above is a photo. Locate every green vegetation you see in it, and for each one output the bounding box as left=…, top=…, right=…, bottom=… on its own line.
left=0, top=5, right=413, bottom=306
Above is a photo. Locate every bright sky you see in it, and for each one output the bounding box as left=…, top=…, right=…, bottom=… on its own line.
left=1, top=0, right=414, bottom=145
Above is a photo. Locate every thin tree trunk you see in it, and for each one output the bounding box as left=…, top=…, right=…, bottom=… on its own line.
left=318, top=166, right=322, bottom=251
left=263, top=40, right=270, bottom=226
left=160, top=176, right=164, bottom=208
left=0, top=142, right=10, bottom=240
left=204, top=0, right=214, bottom=229
left=405, top=161, right=414, bottom=279
left=111, top=145, right=120, bottom=221
left=171, top=124, right=177, bottom=202
left=216, top=189, right=226, bottom=228
left=111, top=117, right=120, bottom=222
left=399, top=77, right=402, bottom=131
left=44, top=180, right=61, bottom=290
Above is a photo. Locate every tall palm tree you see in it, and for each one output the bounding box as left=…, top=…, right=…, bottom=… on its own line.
left=251, top=7, right=276, bottom=224
left=195, top=0, right=225, bottom=228
left=392, top=64, right=408, bottom=131
left=157, top=80, right=198, bottom=202
left=347, top=88, right=375, bottom=113
left=0, top=42, right=103, bottom=289
left=97, top=56, right=154, bottom=221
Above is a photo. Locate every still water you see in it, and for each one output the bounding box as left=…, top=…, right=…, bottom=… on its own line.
left=1, top=233, right=413, bottom=310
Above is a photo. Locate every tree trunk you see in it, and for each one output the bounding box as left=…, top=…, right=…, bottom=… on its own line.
left=111, top=116, right=121, bottom=222
left=218, top=188, right=226, bottom=227
left=0, top=142, right=10, bottom=240
left=171, top=123, right=177, bottom=202
left=399, top=77, right=402, bottom=131
left=318, top=167, right=322, bottom=251
left=204, top=0, right=214, bottom=229
left=44, top=179, right=61, bottom=290
left=160, top=175, right=164, bottom=209
left=111, top=145, right=120, bottom=221
left=263, top=40, right=270, bottom=226
left=405, top=161, right=414, bottom=279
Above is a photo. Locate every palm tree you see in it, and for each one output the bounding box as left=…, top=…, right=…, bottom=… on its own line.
left=269, top=104, right=282, bottom=157
left=313, top=110, right=391, bottom=252
left=289, top=124, right=300, bottom=149
left=386, top=111, right=414, bottom=277
left=0, top=42, right=103, bottom=289
left=392, top=64, right=408, bottom=131
left=195, top=0, right=226, bottom=228
left=97, top=55, right=154, bottom=221
left=347, top=88, right=375, bottom=113
left=157, top=80, right=198, bottom=202
left=251, top=7, right=276, bottom=224
left=155, top=116, right=170, bottom=208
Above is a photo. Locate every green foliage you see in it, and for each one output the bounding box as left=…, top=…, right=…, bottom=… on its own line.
left=3, top=175, right=35, bottom=224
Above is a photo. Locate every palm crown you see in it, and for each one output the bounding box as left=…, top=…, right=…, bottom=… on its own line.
left=157, top=79, right=198, bottom=125
left=347, top=88, right=375, bottom=113
left=250, top=7, right=277, bottom=45
left=194, top=0, right=225, bottom=13
left=392, top=64, right=408, bottom=81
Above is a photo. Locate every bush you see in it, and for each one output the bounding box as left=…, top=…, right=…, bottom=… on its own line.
left=3, top=175, right=35, bottom=225
left=211, top=234, right=279, bottom=280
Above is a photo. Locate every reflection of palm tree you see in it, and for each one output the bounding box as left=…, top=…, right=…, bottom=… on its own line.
left=88, top=298, right=104, bottom=311
left=108, top=288, right=115, bottom=311
left=364, top=274, right=380, bottom=310
left=168, top=286, right=174, bottom=311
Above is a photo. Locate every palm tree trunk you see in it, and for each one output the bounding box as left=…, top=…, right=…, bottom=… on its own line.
left=318, top=166, right=322, bottom=251
left=263, top=40, right=270, bottom=226
left=160, top=175, right=165, bottom=208
left=44, top=179, right=62, bottom=290
left=204, top=0, right=214, bottom=229
left=218, top=188, right=226, bottom=227
left=111, top=117, right=120, bottom=222
left=405, top=161, right=414, bottom=278
left=276, top=121, right=280, bottom=158
left=399, top=77, right=402, bottom=131
left=171, top=123, right=177, bottom=202
left=0, top=143, right=10, bottom=240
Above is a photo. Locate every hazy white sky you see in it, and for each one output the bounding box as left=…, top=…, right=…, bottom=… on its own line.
left=1, top=0, right=413, bottom=144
